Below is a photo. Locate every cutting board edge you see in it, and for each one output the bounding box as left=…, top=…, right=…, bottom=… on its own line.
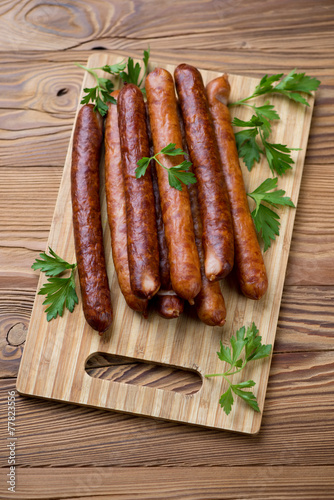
left=16, top=53, right=315, bottom=434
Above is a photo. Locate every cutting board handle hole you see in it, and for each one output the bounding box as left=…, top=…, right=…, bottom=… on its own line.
left=85, top=352, right=202, bottom=395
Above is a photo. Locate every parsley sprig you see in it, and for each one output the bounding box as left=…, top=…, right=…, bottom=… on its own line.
left=32, top=248, right=78, bottom=322
left=136, top=143, right=197, bottom=191
left=75, top=61, right=126, bottom=116
left=119, top=48, right=150, bottom=94
left=230, top=69, right=320, bottom=108
left=233, top=115, right=299, bottom=174
left=247, top=177, right=295, bottom=251
left=205, top=323, right=272, bottom=415
left=230, top=69, right=320, bottom=173
left=75, top=48, right=150, bottom=116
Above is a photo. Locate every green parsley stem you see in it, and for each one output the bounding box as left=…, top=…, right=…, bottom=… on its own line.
left=153, top=154, right=186, bottom=174
left=75, top=63, right=100, bottom=82
left=154, top=155, right=170, bottom=172
left=229, top=96, right=254, bottom=107
left=205, top=363, right=246, bottom=379
left=139, top=68, right=148, bottom=88
left=225, top=367, right=246, bottom=376
left=258, top=128, right=267, bottom=152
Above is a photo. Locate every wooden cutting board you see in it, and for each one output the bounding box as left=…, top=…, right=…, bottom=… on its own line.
left=16, top=53, right=315, bottom=434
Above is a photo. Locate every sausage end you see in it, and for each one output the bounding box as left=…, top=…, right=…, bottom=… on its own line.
left=239, top=275, right=268, bottom=300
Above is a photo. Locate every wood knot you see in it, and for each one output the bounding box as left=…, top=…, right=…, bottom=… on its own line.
left=6, top=323, right=27, bottom=347
left=57, top=88, right=68, bottom=96
left=92, top=46, right=107, bottom=50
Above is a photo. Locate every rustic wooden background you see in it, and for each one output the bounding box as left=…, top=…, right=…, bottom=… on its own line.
left=0, top=1, right=333, bottom=498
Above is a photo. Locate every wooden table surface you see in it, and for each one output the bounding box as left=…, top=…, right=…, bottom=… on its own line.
left=1, top=1, right=333, bottom=499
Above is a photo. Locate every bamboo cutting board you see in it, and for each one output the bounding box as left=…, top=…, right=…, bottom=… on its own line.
left=17, top=53, right=315, bottom=433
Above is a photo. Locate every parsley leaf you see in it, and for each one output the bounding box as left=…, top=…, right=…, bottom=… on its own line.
left=136, top=157, right=151, bottom=178
left=75, top=63, right=118, bottom=116
left=263, top=139, right=298, bottom=175
left=32, top=247, right=75, bottom=276
left=233, top=114, right=298, bottom=175
left=140, top=47, right=150, bottom=86
left=101, top=61, right=127, bottom=74
left=161, top=143, right=185, bottom=156
left=32, top=248, right=78, bottom=321
left=230, top=70, right=320, bottom=174
left=274, top=69, right=321, bottom=105
left=230, top=69, right=320, bottom=107
left=252, top=204, right=280, bottom=252
left=247, top=177, right=295, bottom=251
left=248, top=177, right=295, bottom=214
left=233, top=102, right=280, bottom=139
left=253, top=103, right=280, bottom=122
left=232, top=385, right=260, bottom=412
left=206, top=323, right=272, bottom=415
left=38, top=273, right=78, bottom=322
left=219, top=387, right=234, bottom=415
left=119, top=47, right=150, bottom=94
left=75, top=49, right=150, bottom=115
left=233, top=116, right=264, bottom=128
left=234, top=127, right=262, bottom=171
left=136, top=143, right=196, bottom=191
left=120, top=57, right=141, bottom=86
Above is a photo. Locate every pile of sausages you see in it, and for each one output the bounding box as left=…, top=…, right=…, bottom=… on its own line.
left=71, top=63, right=268, bottom=334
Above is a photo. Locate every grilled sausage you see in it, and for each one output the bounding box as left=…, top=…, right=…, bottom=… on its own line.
left=174, top=63, right=234, bottom=282
left=151, top=162, right=171, bottom=290
left=156, top=292, right=185, bottom=319
left=71, top=104, right=113, bottom=333
left=145, top=67, right=201, bottom=303
left=206, top=75, right=268, bottom=300
left=178, top=106, right=226, bottom=326
left=117, top=84, right=160, bottom=300
left=189, top=181, right=226, bottom=326
left=146, top=105, right=172, bottom=291
left=146, top=102, right=185, bottom=318
left=105, top=91, right=148, bottom=315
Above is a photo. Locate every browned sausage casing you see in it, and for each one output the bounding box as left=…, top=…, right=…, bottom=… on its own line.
left=145, top=102, right=185, bottom=318
left=117, top=84, right=160, bottom=300
left=177, top=107, right=226, bottom=326
left=71, top=104, right=113, bottom=333
left=174, top=63, right=234, bottom=282
left=156, top=293, right=185, bottom=319
left=146, top=106, right=171, bottom=291
left=206, top=75, right=268, bottom=300
left=189, top=181, right=226, bottom=326
left=145, top=68, right=202, bottom=303
left=105, top=91, right=148, bottom=315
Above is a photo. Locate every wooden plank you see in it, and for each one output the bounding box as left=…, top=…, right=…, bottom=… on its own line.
left=4, top=349, right=334, bottom=467
left=2, top=466, right=334, bottom=499
left=0, top=0, right=333, bottom=53
left=2, top=285, right=334, bottom=380
left=16, top=53, right=315, bottom=433
left=276, top=286, right=334, bottom=352
left=0, top=51, right=331, bottom=167
left=0, top=166, right=63, bottom=249
left=1, top=285, right=334, bottom=380
left=285, top=164, right=334, bottom=286
left=1, top=161, right=333, bottom=283
left=1, top=162, right=333, bottom=287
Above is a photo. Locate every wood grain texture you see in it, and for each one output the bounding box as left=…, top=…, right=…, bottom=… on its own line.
left=1, top=163, right=333, bottom=288
left=2, top=285, right=334, bottom=381
left=1, top=0, right=333, bottom=53
left=2, top=353, right=334, bottom=467
left=1, top=465, right=334, bottom=500
left=16, top=53, right=315, bottom=434
left=0, top=51, right=332, bottom=167
left=0, top=0, right=334, bottom=496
